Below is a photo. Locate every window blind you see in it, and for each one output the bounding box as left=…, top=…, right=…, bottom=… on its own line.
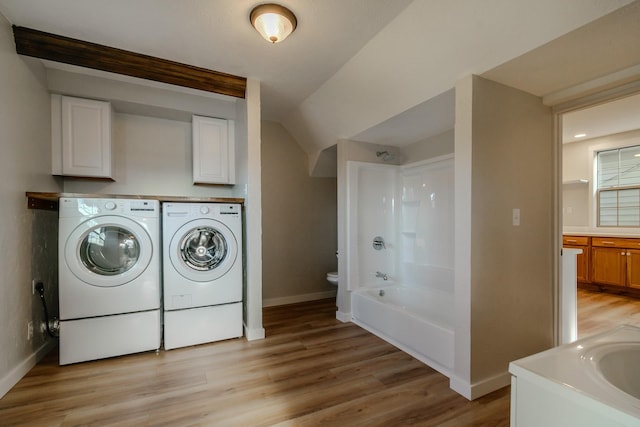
left=597, top=146, right=640, bottom=227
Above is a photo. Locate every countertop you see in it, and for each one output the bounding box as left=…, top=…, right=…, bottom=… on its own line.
left=563, top=229, right=640, bottom=238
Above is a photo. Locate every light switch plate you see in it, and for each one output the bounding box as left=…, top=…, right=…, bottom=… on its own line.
left=513, top=208, right=520, bottom=226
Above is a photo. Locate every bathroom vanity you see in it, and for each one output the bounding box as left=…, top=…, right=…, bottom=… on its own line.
left=510, top=325, right=640, bottom=427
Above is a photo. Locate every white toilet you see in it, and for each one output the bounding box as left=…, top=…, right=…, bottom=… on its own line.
left=327, top=271, right=338, bottom=286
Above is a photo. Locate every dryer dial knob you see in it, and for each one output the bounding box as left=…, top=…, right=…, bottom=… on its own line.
left=200, top=206, right=210, bottom=215
left=104, top=201, right=117, bottom=210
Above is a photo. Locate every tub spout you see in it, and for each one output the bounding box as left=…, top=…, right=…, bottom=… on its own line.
left=375, top=271, right=388, bottom=281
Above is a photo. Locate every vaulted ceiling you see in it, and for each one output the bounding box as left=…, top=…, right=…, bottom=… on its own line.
left=1, top=0, right=639, bottom=175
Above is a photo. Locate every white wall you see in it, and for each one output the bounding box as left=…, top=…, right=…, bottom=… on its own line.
left=283, top=0, right=630, bottom=164
left=239, top=78, right=264, bottom=341
left=0, top=12, right=61, bottom=398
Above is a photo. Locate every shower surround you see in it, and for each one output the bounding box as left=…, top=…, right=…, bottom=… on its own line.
left=346, top=155, right=455, bottom=376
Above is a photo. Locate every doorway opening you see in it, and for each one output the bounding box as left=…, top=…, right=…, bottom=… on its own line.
left=559, top=90, right=640, bottom=339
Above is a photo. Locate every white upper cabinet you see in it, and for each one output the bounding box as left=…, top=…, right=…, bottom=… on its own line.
left=52, top=94, right=113, bottom=179
left=192, top=115, right=235, bottom=185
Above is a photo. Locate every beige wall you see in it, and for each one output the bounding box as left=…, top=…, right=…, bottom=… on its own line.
left=0, top=13, right=61, bottom=397
left=261, top=121, right=337, bottom=306
left=454, top=75, right=555, bottom=398
left=63, top=113, right=236, bottom=198
left=402, top=129, right=455, bottom=164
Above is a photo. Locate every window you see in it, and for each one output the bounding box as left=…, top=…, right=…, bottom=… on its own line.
left=597, top=145, right=640, bottom=227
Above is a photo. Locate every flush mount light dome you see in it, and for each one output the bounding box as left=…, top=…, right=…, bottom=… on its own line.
left=250, top=3, right=297, bottom=44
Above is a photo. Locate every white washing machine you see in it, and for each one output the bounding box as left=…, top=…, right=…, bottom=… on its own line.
left=58, top=198, right=161, bottom=365
left=162, top=202, right=243, bottom=349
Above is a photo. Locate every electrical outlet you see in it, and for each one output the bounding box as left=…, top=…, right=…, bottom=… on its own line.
left=40, top=321, right=47, bottom=335
left=27, top=321, right=33, bottom=340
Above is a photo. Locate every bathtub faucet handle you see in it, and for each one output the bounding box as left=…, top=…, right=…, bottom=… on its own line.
left=375, top=271, right=388, bottom=281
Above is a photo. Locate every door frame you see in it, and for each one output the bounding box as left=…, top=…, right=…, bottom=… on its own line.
left=552, top=79, right=640, bottom=345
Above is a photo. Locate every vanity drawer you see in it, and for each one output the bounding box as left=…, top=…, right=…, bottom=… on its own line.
left=591, top=237, right=640, bottom=248
left=562, top=235, right=589, bottom=246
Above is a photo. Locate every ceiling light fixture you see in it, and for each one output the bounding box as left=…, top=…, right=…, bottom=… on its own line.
left=250, top=3, right=297, bottom=44
left=574, top=133, right=587, bottom=138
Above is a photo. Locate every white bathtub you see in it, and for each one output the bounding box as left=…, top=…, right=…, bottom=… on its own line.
left=351, top=285, right=454, bottom=377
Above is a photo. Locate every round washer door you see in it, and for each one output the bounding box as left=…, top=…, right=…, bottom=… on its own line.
left=65, top=216, right=153, bottom=287
left=169, top=218, right=238, bottom=282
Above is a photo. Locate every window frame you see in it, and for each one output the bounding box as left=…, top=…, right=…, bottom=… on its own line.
left=595, top=145, right=640, bottom=227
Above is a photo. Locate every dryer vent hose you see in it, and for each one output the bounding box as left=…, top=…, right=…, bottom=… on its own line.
left=36, top=282, right=59, bottom=338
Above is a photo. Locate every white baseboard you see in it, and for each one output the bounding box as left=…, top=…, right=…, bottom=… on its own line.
left=449, top=375, right=472, bottom=400
left=470, top=371, right=511, bottom=399
left=0, top=339, right=57, bottom=399
left=335, top=310, right=351, bottom=323
left=450, top=371, right=512, bottom=401
left=262, top=290, right=337, bottom=308
left=243, top=324, right=265, bottom=341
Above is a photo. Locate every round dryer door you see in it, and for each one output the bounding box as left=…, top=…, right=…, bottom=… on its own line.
left=65, top=216, right=153, bottom=287
left=169, top=218, right=238, bottom=282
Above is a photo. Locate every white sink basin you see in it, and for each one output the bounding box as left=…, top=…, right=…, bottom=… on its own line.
left=511, top=325, right=640, bottom=425
left=583, top=342, right=640, bottom=400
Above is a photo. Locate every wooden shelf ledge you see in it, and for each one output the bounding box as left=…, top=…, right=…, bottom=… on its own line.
left=26, top=192, right=245, bottom=211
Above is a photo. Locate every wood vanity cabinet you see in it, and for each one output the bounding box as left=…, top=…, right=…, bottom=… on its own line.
left=591, top=237, right=640, bottom=290
left=562, top=235, right=590, bottom=283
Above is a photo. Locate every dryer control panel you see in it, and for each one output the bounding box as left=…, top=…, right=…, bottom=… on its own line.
left=130, top=200, right=157, bottom=212
left=219, top=204, right=240, bottom=216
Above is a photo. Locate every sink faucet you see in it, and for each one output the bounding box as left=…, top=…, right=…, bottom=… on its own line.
left=375, top=271, right=388, bottom=281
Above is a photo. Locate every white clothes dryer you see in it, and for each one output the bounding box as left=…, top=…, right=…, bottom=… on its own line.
left=162, top=202, right=243, bottom=349
left=58, top=198, right=161, bottom=365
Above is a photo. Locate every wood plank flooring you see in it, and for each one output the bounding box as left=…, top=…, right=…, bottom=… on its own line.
left=1, top=288, right=638, bottom=426
left=577, top=287, right=640, bottom=337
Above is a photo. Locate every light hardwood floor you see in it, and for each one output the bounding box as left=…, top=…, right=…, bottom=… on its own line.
left=577, top=287, right=640, bottom=337
left=1, top=289, right=638, bottom=426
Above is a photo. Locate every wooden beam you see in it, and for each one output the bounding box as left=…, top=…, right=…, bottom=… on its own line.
left=13, top=26, right=246, bottom=99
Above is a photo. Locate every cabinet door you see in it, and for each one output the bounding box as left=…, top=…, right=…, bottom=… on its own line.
left=591, top=247, right=626, bottom=286
left=192, top=116, right=235, bottom=185
left=626, top=249, right=640, bottom=289
left=61, top=96, right=112, bottom=178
